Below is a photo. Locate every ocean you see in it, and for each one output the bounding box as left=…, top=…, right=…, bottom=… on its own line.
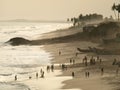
left=0, top=22, right=75, bottom=90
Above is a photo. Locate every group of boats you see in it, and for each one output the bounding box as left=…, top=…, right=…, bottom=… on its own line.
left=77, top=47, right=120, bottom=55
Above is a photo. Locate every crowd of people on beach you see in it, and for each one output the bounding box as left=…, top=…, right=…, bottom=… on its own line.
left=14, top=50, right=120, bottom=82
left=58, top=50, right=120, bottom=78
left=14, top=64, right=55, bottom=81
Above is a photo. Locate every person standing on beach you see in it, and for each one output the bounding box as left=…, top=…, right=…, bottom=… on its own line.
left=62, top=64, right=65, bottom=71
left=15, top=75, right=17, bottom=81
left=70, top=58, right=72, bottom=64
left=87, top=72, right=90, bottom=77
left=29, top=76, right=32, bottom=79
left=59, top=51, right=61, bottom=55
left=83, top=56, right=87, bottom=64
left=97, top=56, right=99, bottom=61
left=41, top=71, right=45, bottom=78
left=36, top=72, right=38, bottom=78
left=47, top=65, right=50, bottom=72
left=101, top=67, right=104, bottom=76
left=51, top=64, right=54, bottom=72
left=72, top=72, right=75, bottom=78
left=85, top=72, right=90, bottom=78
left=112, top=58, right=117, bottom=65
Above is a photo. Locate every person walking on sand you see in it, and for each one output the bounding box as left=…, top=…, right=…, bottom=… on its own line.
left=15, top=75, right=17, bottom=81
left=62, top=64, right=65, bottom=71
left=29, top=76, right=32, bottom=79
left=36, top=72, right=38, bottom=78
left=101, top=67, right=104, bottom=76
left=59, top=51, right=61, bottom=55
left=70, top=58, right=72, bottom=64
left=47, top=65, right=50, bottom=72
left=97, top=56, right=99, bottom=61
left=112, top=58, right=117, bottom=65
left=51, top=64, right=54, bottom=72
left=41, top=71, right=45, bottom=78
left=72, top=72, right=75, bottom=78
left=87, top=72, right=90, bottom=77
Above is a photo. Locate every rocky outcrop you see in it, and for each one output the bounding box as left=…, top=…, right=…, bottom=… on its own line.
left=7, top=37, right=31, bottom=46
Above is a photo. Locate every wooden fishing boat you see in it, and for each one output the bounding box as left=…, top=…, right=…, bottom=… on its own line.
left=77, top=47, right=93, bottom=53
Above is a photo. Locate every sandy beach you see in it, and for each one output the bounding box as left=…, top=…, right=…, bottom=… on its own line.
left=2, top=22, right=120, bottom=90
left=1, top=0, right=120, bottom=90
left=42, top=27, right=120, bottom=90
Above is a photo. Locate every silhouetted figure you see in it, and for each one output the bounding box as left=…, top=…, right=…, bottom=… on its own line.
left=72, top=72, right=75, bottom=77
left=59, top=51, right=61, bottom=55
left=41, top=71, right=44, bottom=78
left=97, top=56, right=99, bottom=61
left=87, top=72, right=90, bottom=77
left=90, top=58, right=92, bottom=65
left=15, top=75, right=17, bottom=81
left=62, top=64, right=65, bottom=71
left=101, top=68, right=104, bottom=76
left=112, top=59, right=117, bottom=65
left=29, top=76, right=32, bottom=79
left=47, top=65, right=50, bottom=72
left=83, top=56, right=87, bottom=64
left=70, top=59, right=72, bottom=64
left=36, top=72, right=38, bottom=78
left=51, top=64, right=54, bottom=72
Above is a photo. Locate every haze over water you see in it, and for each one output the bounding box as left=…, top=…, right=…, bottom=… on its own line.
left=0, top=22, right=72, bottom=90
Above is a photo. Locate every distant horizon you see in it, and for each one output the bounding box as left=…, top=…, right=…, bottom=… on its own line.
left=0, top=0, right=119, bottom=21
left=0, top=13, right=112, bottom=22
left=0, top=19, right=68, bottom=22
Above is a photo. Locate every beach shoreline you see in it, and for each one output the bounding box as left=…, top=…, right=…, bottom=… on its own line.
left=4, top=21, right=120, bottom=90
left=42, top=27, right=120, bottom=90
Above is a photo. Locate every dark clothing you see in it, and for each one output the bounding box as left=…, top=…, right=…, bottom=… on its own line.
left=72, top=72, right=75, bottom=77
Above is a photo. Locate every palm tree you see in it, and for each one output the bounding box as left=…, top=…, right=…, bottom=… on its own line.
left=78, top=14, right=83, bottom=21
left=112, top=3, right=117, bottom=20
left=116, top=4, right=120, bottom=21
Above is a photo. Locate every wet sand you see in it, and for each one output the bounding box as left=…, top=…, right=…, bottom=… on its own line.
left=16, top=66, right=80, bottom=90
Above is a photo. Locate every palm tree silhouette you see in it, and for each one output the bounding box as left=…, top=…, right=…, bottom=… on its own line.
left=112, top=3, right=120, bottom=21
left=112, top=3, right=117, bottom=20
left=116, top=4, right=120, bottom=21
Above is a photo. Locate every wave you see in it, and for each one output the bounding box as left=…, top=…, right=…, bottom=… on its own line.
left=0, top=74, right=12, bottom=76
left=0, top=82, right=30, bottom=90
left=8, top=64, right=42, bottom=68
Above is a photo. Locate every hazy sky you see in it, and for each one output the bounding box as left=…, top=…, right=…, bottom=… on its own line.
left=0, top=0, right=119, bottom=21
